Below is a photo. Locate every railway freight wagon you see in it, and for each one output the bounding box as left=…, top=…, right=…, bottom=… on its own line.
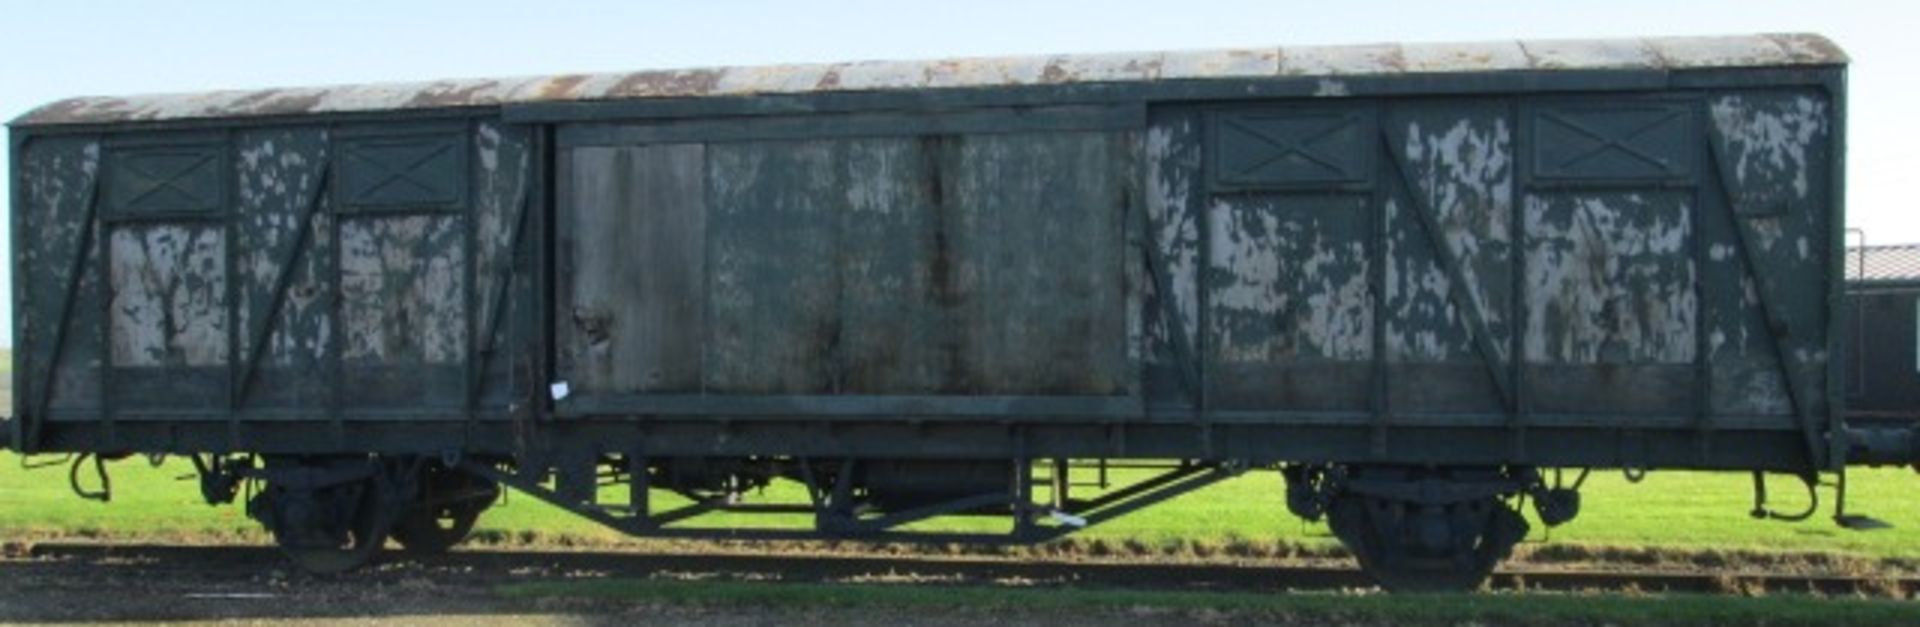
left=1844, top=244, right=1920, bottom=426
left=6, top=33, right=1893, bottom=590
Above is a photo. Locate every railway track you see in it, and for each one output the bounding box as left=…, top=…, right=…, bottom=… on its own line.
left=7, top=542, right=1916, bottom=598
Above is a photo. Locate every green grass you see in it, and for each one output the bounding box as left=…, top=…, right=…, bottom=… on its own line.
left=496, top=578, right=1920, bottom=626
left=2, top=450, right=1919, bottom=564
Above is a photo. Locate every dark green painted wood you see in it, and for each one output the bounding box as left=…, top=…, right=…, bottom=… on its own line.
left=469, top=121, right=537, bottom=412
left=504, top=70, right=1689, bottom=125
left=1381, top=129, right=1513, bottom=412
left=564, top=143, right=708, bottom=393
left=556, top=105, right=1142, bottom=147
left=21, top=136, right=104, bottom=451
left=232, top=128, right=333, bottom=413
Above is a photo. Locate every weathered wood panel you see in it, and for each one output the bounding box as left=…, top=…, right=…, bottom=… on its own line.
left=564, top=127, right=1131, bottom=398
left=19, top=137, right=105, bottom=414
left=836, top=137, right=947, bottom=394
left=704, top=140, right=840, bottom=394
left=1384, top=103, right=1514, bottom=364
left=1142, top=110, right=1206, bottom=404
left=472, top=121, right=537, bottom=407
left=1522, top=192, right=1696, bottom=366
left=106, top=225, right=227, bottom=409
left=947, top=132, right=1129, bottom=395
left=567, top=144, right=708, bottom=394
left=1704, top=89, right=1834, bottom=419
left=1380, top=103, right=1515, bottom=413
left=109, top=227, right=227, bottom=367
left=234, top=128, right=333, bottom=410
left=338, top=213, right=467, bottom=407
left=1206, top=192, right=1374, bottom=410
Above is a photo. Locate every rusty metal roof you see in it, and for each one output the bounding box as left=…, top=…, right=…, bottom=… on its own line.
left=1849, top=245, right=1920, bottom=283
left=12, top=33, right=1845, bottom=127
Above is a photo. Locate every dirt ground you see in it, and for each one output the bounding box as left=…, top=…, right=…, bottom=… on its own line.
left=0, top=544, right=1323, bottom=626
left=0, top=570, right=1302, bottom=627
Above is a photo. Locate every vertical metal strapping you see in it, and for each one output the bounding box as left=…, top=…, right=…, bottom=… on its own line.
left=97, top=138, right=116, bottom=449
left=7, top=131, right=28, bottom=449
left=1691, top=97, right=1715, bottom=464
left=536, top=124, right=557, bottom=435
left=1825, top=71, right=1851, bottom=469
left=1509, top=98, right=1533, bottom=462
left=1368, top=106, right=1391, bottom=458
left=471, top=124, right=536, bottom=444
left=1195, top=116, right=1213, bottom=428
left=463, top=117, right=480, bottom=444
left=222, top=129, right=240, bottom=451
left=326, top=128, right=345, bottom=445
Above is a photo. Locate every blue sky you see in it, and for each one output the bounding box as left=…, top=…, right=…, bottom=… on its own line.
left=1, top=1, right=1912, bottom=347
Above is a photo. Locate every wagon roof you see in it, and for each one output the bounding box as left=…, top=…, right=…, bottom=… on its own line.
left=1849, top=244, right=1920, bottom=283
left=12, top=33, right=1844, bottom=127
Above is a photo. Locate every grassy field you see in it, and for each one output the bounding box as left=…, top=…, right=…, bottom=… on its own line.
left=2, top=450, right=1919, bottom=565
left=2, top=342, right=1919, bottom=564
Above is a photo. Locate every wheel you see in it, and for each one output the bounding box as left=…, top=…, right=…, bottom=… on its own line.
left=262, top=476, right=391, bottom=575
left=1327, top=492, right=1529, bottom=592
left=390, top=464, right=498, bottom=554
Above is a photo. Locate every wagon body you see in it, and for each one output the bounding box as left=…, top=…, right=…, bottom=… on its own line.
left=1843, top=245, right=1920, bottom=424
left=8, top=33, right=1849, bottom=471
left=2, top=34, right=1873, bottom=586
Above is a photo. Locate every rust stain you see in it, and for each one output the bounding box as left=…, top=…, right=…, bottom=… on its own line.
left=9, top=34, right=1848, bottom=126
left=536, top=74, right=592, bottom=100
left=405, top=79, right=504, bottom=109
left=1039, top=60, right=1074, bottom=84
left=813, top=67, right=844, bottom=91
left=607, top=68, right=725, bottom=99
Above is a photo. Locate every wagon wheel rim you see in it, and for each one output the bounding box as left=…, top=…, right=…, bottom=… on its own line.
left=273, top=482, right=391, bottom=575
left=390, top=503, right=484, bottom=553
left=1327, top=493, right=1525, bottom=592
left=390, top=470, right=497, bottom=554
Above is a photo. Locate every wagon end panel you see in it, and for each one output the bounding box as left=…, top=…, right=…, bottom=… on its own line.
left=13, top=135, right=107, bottom=451
left=1152, top=82, right=1838, bottom=467
left=12, top=119, right=538, bottom=453
left=1519, top=95, right=1706, bottom=418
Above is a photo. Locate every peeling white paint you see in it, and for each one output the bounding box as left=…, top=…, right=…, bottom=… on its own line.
left=1313, top=79, right=1350, bottom=97
left=109, top=226, right=228, bottom=366
left=1145, top=118, right=1203, bottom=363
left=340, top=216, right=467, bottom=363
left=1710, top=94, right=1827, bottom=200
left=235, top=130, right=333, bottom=366
left=1388, top=114, right=1513, bottom=362
left=1209, top=198, right=1372, bottom=362
left=1524, top=194, right=1696, bottom=364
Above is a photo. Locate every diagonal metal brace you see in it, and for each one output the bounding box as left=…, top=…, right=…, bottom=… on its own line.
left=1379, top=131, right=1516, bottom=414
left=1706, top=138, right=1827, bottom=470
left=26, top=141, right=105, bottom=452
left=1135, top=192, right=1202, bottom=406
left=467, top=148, right=535, bottom=412
left=232, top=160, right=332, bottom=407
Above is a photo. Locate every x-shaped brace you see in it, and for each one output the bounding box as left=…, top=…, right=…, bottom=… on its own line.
left=1224, top=116, right=1354, bottom=179
left=348, top=142, right=453, bottom=199
left=119, top=153, right=213, bottom=208
left=1543, top=110, right=1680, bottom=173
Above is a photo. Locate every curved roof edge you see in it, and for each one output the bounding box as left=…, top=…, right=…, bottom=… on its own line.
left=12, top=33, right=1846, bottom=127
